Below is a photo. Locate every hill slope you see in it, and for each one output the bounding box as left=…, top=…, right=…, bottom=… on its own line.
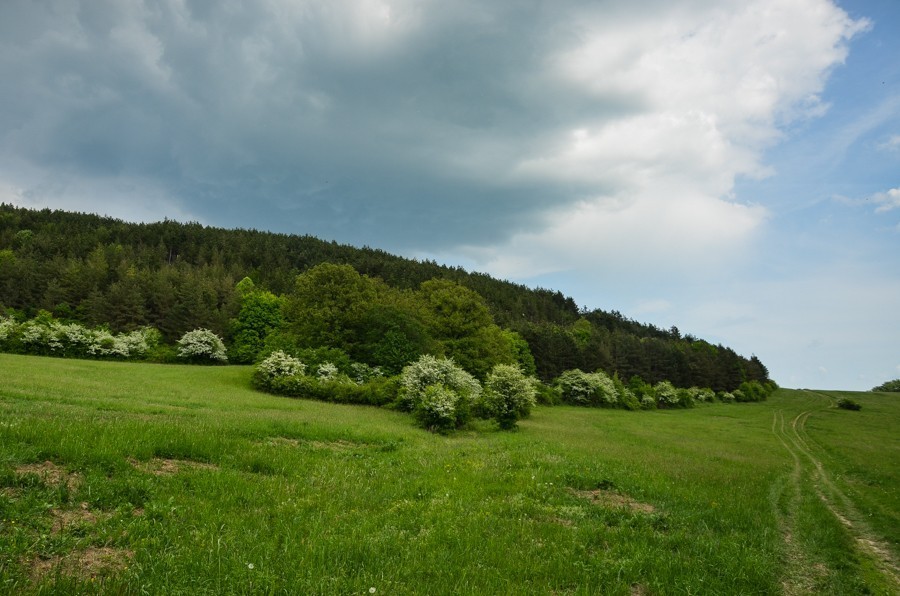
left=0, top=204, right=768, bottom=388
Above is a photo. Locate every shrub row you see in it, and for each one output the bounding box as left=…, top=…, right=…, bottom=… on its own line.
left=254, top=352, right=537, bottom=432
left=550, top=368, right=776, bottom=410
left=0, top=312, right=228, bottom=364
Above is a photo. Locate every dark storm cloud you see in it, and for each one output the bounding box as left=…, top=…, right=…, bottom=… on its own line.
left=1, top=0, right=629, bottom=250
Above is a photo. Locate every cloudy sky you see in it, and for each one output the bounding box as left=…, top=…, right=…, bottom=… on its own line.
left=1, top=0, right=898, bottom=390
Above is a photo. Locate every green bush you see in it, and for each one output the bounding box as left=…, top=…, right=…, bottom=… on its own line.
left=264, top=374, right=389, bottom=406
left=414, top=384, right=461, bottom=433
left=872, top=379, right=900, bottom=392
left=534, top=381, right=562, bottom=405
left=482, top=364, right=537, bottom=430
left=837, top=398, right=862, bottom=411
left=399, top=355, right=481, bottom=432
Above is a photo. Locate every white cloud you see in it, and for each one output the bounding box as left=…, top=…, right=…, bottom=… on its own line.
left=464, top=0, right=863, bottom=278
left=879, top=134, right=900, bottom=151
left=872, top=188, right=900, bottom=213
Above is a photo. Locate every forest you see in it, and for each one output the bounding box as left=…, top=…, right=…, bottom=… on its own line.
left=0, top=204, right=769, bottom=391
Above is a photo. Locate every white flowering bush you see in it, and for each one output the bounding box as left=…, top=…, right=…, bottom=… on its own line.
left=414, top=384, right=461, bottom=433
left=176, top=328, right=228, bottom=363
left=350, top=362, right=383, bottom=385
left=0, top=316, right=17, bottom=346
left=399, top=355, right=481, bottom=431
left=88, top=329, right=131, bottom=358
left=256, top=350, right=306, bottom=383
left=56, top=322, right=95, bottom=355
left=592, top=371, right=619, bottom=407
left=640, top=394, right=657, bottom=409
left=555, top=369, right=619, bottom=407
left=719, top=391, right=736, bottom=403
left=0, top=312, right=166, bottom=360
left=691, top=387, right=716, bottom=403
left=482, top=364, right=537, bottom=429
left=654, top=381, right=680, bottom=408
left=317, top=362, right=339, bottom=381
left=20, top=321, right=53, bottom=351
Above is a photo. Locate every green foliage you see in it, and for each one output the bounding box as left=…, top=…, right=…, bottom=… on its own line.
left=358, top=304, right=431, bottom=375
left=251, top=350, right=399, bottom=406
left=284, top=263, right=384, bottom=350
left=837, top=398, right=862, bottom=411
left=228, top=281, right=283, bottom=363
left=482, top=364, right=538, bottom=429
left=0, top=204, right=772, bottom=391
left=534, top=380, right=562, bottom=405
left=872, top=379, right=900, bottom=392
left=736, top=380, right=774, bottom=402
left=416, top=279, right=519, bottom=378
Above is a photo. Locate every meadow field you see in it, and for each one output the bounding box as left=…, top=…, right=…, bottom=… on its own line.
left=0, top=354, right=897, bottom=594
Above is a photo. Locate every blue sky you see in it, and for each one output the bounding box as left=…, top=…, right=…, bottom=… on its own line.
left=1, top=0, right=897, bottom=389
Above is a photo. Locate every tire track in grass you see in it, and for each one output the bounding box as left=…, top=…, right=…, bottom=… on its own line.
left=771, top=408, right=820, bottom=595
left=773, top=392, right=900, bottom=593
left=792, top=392, right=900, bottom=590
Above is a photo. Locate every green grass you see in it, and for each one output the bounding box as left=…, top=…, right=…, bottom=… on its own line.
left=1, top=354, right=897, bottom=594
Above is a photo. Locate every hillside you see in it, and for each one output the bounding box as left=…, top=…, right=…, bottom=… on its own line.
left=0, top=204, right=768, bottom=389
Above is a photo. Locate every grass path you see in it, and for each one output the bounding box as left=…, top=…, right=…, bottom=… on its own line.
left=771, top=390, right=900, bottom=594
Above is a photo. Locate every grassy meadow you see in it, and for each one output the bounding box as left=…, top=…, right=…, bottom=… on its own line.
left=0, top=354, right=897, bottom=594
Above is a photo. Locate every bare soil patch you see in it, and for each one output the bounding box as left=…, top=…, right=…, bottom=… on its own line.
left=570, top=488, right=656, bottom=514
left=264, top=436, right=365, bottom=451
left=31, top=547, right=133, bottom=581
left=128, top=457, right=218, bottom=476
left=49, top=502, right=107, bottom=534
left=15, top=461, right=81, bottom=491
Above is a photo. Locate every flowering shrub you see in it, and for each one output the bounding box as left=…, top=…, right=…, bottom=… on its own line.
left=399, top=355, right=481, bottom=431
left=0, top=311, right=166, bottom=360
left=317, top=362, right=339, bottom=381
left=56, top=322, right=95, bottom=355
left=719, top=391, right=736, bottom=403
left=254, top=350, right=306, bottom=384
left=414, top=384, right=460, bottom=433
left=618, top=387, right=641, bottom=410
left=690, top=387, right=716, bottom=403
left=350, top=362, right=383, bottom=384
left=20, top=321, right=55, bottom=352
left=0, top=316, right=17, bottom=346
left=176, top=329, right=228, bottom=363
left=252, top=351, right=399, bottom=406
left=654, top=381, right=680, bottom=408
left=555, top=369, right=619, bottom=407
left=482, top=364, right=537, bottom=429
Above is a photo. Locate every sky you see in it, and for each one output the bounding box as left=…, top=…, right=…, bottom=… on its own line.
left=1, top=0, right=897, bottom=390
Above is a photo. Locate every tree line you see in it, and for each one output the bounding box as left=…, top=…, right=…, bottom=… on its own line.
left=0, top=204, right=770, bottom=391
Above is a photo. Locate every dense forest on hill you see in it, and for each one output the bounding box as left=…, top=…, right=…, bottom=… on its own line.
left=0, top=204, right=769, bottom=390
